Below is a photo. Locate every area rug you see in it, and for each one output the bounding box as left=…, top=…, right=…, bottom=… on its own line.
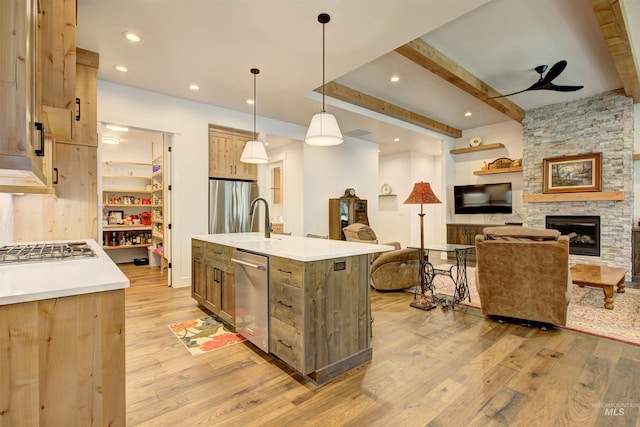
left=408, top=264, right=640, bottom=346
left=168, top=315, right=245, bottom=355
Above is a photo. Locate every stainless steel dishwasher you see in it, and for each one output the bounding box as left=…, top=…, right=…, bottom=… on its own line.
left=232, top=249, right=269, bottom=353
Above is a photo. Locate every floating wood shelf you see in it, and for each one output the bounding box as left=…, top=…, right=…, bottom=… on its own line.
left=378, top=194, right=397, bottom=197
left=633, top=154, right=640, bottom=160
left=450, top=143, right=505, bottom=155
left=524, top=191, right=624, bottom=203
left=473, top=166, right=522, bottom=175
left=103, top=244, right=151, bottom=250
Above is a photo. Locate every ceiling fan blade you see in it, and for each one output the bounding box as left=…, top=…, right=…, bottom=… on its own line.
left=541, top=60, right=567, bottom=84
left=487, top=87, right=531, bottom=99
left=547, top=83, right=584, bottom=92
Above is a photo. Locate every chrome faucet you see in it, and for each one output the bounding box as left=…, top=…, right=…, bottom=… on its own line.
left=249, top=197, right=271, bottom=238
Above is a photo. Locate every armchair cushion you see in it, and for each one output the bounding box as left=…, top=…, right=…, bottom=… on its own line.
left=370, top=248, right=419, bottom=290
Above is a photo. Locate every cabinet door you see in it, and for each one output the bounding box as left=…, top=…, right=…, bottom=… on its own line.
left=218, top=267, right=235, bottom=326
left=233, top=135, right=257, bottom=181
left=208, top=131, right=236, bottom=179
left=204, top=262, right=220, bottom=313
left=191, top=256, right=205, bottom=304
left=38, top=0, right=76, bottom=110
left=51, top=143, right=98, bottom=239
left=69, top=51, right=98, bottom=146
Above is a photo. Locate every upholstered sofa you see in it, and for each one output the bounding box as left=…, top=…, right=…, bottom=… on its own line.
left=343, top=223, right=419, bottom=290
left=475, top=226, right=572, bottom=325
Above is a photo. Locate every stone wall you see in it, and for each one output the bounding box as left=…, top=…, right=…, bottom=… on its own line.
left=522, top=90, right=634, bottom=275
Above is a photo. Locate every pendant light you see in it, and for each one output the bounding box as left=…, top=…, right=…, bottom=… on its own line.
left=304, top=13, right=343, bottom=146
left=240, top=68, right=269, bottom=164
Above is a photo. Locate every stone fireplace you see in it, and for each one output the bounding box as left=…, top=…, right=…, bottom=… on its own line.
left=546, top=215, right=600, bottom=257
left=522, top=90, right=633, bottom=276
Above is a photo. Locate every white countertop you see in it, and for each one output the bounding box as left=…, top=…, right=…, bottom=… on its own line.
left=0, top=239, right=130, bottom=306
left=192, top=232, right=394, bottom=262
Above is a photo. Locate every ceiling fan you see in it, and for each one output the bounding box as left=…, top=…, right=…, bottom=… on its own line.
left=490, top=60, right=583, bottom=99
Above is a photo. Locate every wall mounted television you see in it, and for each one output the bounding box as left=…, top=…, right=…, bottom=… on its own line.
left=454, top=182, right=512, bottom=214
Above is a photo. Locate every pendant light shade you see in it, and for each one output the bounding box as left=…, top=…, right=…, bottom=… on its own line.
left=305, top=13, right=343, bottom=146
left=240, top=68, right=269, bottom=164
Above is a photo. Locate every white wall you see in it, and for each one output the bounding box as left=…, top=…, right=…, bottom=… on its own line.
left=378, top=149, right=445, bottom=248
left=445, top=120, right=524, bottom=225
left=303, top=140, right=380, bottom=237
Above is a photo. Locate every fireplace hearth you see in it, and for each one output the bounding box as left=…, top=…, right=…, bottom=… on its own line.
left=546, top=215, right=600, bottom=257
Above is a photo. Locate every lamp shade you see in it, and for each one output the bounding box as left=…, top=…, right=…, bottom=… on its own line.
left=240, top=140, right=268, bottom=164
left=403, top=182, right=442, bottom=205
left=305, top=112, right=343, bottom=146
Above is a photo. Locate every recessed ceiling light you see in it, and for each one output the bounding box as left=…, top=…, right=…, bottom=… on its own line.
left=105, top=124, right=129, bottom=132
left=123, top=32, right=141, bottom=42
left=102, top=136, right=120, bottom=145
left=390, top=75, right=400, bottom=83
left=189, top=84, right=200, bottom=91
left=464, top=111, right=472, bottom=117
left=394, top=138, right=400, bottom=142
left=115, top=65, right=128, bottom=73
left=246, top=99, right=254, bottom=105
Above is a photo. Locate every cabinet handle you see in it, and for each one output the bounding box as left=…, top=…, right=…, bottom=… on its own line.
left=75, top=98, right=81, bottom=121
left=277, top=268, right=292, bottom=274
left=277, top=339, right=293, bottom=349
left=53, top=167, right=58, bottom=185
left=34, top=122, right=44, bottom=156
left=277, top=300, right=293, bottom=308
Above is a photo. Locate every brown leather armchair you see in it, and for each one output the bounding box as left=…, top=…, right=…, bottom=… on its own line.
left=475, top=226, right=572, bottom=325
left=343, top=223, right=419, bottom=290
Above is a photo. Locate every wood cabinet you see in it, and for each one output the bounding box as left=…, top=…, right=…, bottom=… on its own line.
left=13, top=142, right=98, bottom=241
left=38, top=0, right=76, bottom=111
left=191, top=240, right=236, bottom=326
left=0, top=289, right=125, bottom=426
left=329, top=197, right=369, bottom=240
left=192, top=241, right=205, bottom=304
left=446, top=223, right=488, bottom=262
left=208, top=125, right=257, bottom=181
left=69, top=49, right=98, bottom=146
left=13, top=50, right=99, bottom=242
left=269, top=254, right=372, bottom=385
left=0, top=0, right=47, bottom=190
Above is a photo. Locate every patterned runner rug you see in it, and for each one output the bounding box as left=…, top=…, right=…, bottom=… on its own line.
left=409, top=265, right=639, bottom=346
left=169, top=315, right=245, bottom=355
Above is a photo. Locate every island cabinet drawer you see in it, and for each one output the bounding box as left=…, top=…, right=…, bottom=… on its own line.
left=205, top=243, right=231, bottom=263
left=270, top=281, right=303, bottom=329
left=270, top=256, right=304, bottom=289
left=270, top=317, right=310, bottom=374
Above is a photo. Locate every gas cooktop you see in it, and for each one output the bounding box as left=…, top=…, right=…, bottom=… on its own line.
left=0, top=241, right=97, bottom=264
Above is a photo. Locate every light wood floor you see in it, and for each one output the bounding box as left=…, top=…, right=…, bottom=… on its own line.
left=122, top=264, right=640, bottom=427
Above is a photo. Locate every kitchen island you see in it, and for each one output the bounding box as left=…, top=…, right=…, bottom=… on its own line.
left=0, top=239, right=129, bottom=426
left=192, top=232, right=393, bottom=385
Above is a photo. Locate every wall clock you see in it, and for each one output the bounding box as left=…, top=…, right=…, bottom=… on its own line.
left=380, top=183, right=392, bottom=195
left=469, top=136, right=483, bottom=147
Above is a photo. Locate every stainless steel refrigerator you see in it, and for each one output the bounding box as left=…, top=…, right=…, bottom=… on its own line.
left=209, top=179, right=259, bottom=234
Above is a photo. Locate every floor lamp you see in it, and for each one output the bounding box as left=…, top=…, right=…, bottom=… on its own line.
left=403, top=182, right=442, bottom=310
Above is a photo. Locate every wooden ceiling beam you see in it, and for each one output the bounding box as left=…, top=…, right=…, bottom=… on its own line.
left=395, top=39, right=525, bottom=123
left=591, top=0, right=640, bottom=102
left=317, top=82, right=462, bottom=139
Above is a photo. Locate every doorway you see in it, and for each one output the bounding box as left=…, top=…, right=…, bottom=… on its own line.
left=99, top=123, right=173, bottom=286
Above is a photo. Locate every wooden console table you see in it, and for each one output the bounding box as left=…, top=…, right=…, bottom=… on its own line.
left=570, top=264, right=627, bottom=310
